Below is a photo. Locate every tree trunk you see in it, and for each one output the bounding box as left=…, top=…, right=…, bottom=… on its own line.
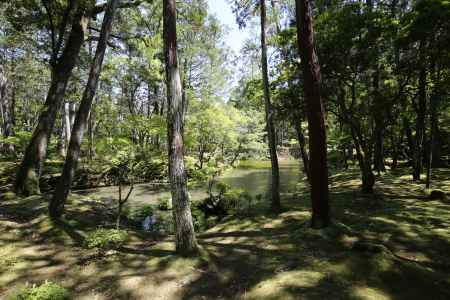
left=69, top=102, right=76, bottom=130
left=426, top=86, right=439, bottom=188
left=0, top=65, right=14, bottom=152
left=413, top=68, right=426, bottom=181
left=64, top=102, right=72, bottom=147
left=163, top=0, right=198, bottom=255
left=260, top=0, right=281, bottom=213
left=391, top=132, right=399, bottom=170
left=351, top=127, right=375, bottom=193
left=58, top=106, right=66, bottom=157
left=403, top=117, right=414, bottom=162
left=373, top=121, right=386, bottom=173
left=294, top=120, right=310, bottom=181
left=50, top=0, right=119, bottom=219
left=14, top=4, right=88, bottom=196
left=295, top=0, right=330, bottom=228
left=87, top=107, right=95, bottom=160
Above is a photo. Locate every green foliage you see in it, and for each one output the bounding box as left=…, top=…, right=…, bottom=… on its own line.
left=191, top=206, right=207, bottom=231
left=0, top=131, right=32, bottom=157
left=10, top=281, right=70, bottom=300
left=185, top=156, right=220, bottom=181
left=222, top=188, right=252, bottom=212
left=157, top=197, right=172, bottom=211
left=84, top=228, right=128, bottom=250
left=238, top=160, right=271, bottom=169
left=128, top=204, right=154, bottom=223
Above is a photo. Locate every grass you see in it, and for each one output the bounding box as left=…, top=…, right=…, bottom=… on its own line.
left=0, top=167, right=449, bottom=299
left=238, top=159, right=272, bottom=169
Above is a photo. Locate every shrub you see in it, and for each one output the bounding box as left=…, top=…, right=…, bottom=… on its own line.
left=157, top=197, right=172, bottom=211
left=191, top=207, right=207, bottom=232
left=129, top=204, right=154, bottom=222
left=84, top=228, right=127, bottom=250
left=10, top=281, right=70, bottom=300
left=223, top=187, right=250, bottom=212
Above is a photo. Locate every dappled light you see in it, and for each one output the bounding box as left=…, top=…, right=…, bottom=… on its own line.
left=1, top=167, right=450, bottom=299
left=1, top=0, right=450, bottom=299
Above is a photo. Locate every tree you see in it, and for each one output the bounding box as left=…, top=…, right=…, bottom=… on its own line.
left=295, top=0, right=330, bottom=228
left=0, top=64, right=14, bottom=151
left=163, top=0, right=198, bottom=255
left=50, top=0, right=120, bottom=219
left=259, top=0, right=281, bottom=212
left=14, top=1, right=89, bottom=196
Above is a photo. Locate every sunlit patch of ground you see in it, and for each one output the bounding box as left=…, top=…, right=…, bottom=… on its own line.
left=0, top=167, right=449, bottom=299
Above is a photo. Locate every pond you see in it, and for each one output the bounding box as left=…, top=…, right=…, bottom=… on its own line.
left=76, top=160, right=305, bottom=208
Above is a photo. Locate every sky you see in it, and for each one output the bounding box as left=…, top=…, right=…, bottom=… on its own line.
left=207, top=0, right=249, bottom=54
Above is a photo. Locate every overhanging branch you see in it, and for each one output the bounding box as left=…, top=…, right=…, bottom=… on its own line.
left=93, top=0, right=145, bottom=15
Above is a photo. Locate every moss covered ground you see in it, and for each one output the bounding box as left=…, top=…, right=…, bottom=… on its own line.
left=0, top=165, right=449, bottom=299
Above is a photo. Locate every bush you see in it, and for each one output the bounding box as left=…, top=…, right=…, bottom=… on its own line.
left=84, top=228, right=127, bottom=250
left=157, top=197, right=172, bottom=211
left=129, top=204, right=154, bottom=222
left=223, top=188, right=252, bottom=212
left=10, top=281, right=70, bottom=300
left=191, top=207, right=207, bottom=231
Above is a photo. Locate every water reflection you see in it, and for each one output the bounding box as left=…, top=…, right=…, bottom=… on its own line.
left=77, top=160, right=303, bottom=207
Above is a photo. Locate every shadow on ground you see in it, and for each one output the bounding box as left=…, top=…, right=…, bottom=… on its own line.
left=0, top=167, right=449, bottom=299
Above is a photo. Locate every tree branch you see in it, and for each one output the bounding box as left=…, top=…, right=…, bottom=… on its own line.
left=86, top=36, right=120, bottom=50
left=41, top=0, right=57, bottom=62
left=93, top=0, right=145, bottom=15
left=54, top=0, right=75, bottom=61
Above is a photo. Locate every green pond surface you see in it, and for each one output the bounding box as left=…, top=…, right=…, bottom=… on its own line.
left=76, top=160, right=304, bottom=208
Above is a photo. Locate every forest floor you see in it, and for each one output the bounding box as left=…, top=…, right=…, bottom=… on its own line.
left=0, top=166, right=449, bottom=300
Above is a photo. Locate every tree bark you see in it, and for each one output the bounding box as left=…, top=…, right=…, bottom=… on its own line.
left=87, top=106, right=95, bottom=160
left=50, top=0, right=119, bottom=219
left=294, top=120, right=310, bottom=181
left=58, top=104, right=67, bottom=157
left=295, top=0, right=330, bottom=228
left=260, top=0, right=281, bottom=213
left=163, top=0, right=198, bottom=255
left=64, top=102, right=72, bottom=147
left=426, top=83, right=439, bottom=188
left=403, top=117, right=414, bottom=162
left=413, top=67, right=426, bottom=181
left=14, top=3, right=88, bottom=196
left=0, top=65, right=14, bottom=152
left=373, top=121, right=386, bottom=173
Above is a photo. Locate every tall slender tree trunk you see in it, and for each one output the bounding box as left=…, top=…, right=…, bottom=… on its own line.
left=403, top=117, right=414, bottom=161
left=295, top=0, right=330, bottom=228
left=425, top=101, right=436, bottom=189
left=426, top=78, right=439, bottom=188
left=64, top=102, right=72, bottom=147
left=163, top=0, right=198, bottom=255
left=87, top=107, right=95, bottom=160
left=14, top=5, right=88, bottom=196
left=58, top=104, right=67, bottom=157
left=294, top=120, right=310, bottom=181
left=352, top=129, right=375, bottom=193
left=260, top=0, right=281, bottom=213
left=391, top=132, right=399, bottom=170
left=413, top=67, right=426, bottom=181
left=373, top=121, right=386, bottom=173
left=50, top=0, right=119, bottom=219
left=367, top=0, right=385, bottom=174
left=69, top=102, right=76, bottom=130
left=0, top=65, right=14, bottom=152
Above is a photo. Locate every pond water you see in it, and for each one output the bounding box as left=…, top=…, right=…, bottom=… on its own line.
left=76, top=160, right=304, bottom=208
